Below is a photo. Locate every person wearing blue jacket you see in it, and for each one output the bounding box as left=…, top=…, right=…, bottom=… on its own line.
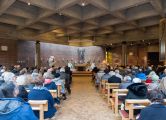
left=28, top=76, right=57, bottom=119
left=138, top=90, right=166, bottom=120
left=0, top=82, right=38, bottom=120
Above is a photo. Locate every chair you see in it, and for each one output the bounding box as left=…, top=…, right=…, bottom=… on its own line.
left=28, top=100, right=48, bottom=120
left=99, top=79, right=108, bottom=94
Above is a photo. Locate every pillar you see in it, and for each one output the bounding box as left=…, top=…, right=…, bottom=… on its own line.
left=122, top=41, right=127, bottom=66
left=159, top=18, right=166, bottom=62
left=35, top=41, right=41, bottom=67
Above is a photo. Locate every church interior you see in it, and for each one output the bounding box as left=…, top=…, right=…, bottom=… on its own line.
left=0, top=0, right=166, bottom=120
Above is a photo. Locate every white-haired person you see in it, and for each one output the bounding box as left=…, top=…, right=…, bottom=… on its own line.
left=147, top=74, right=160, bottom=90
left=120, top=73, right=132, bottom=89
left=0, top=82, right=38, bottom=120
left=1, top=67, right=15, bottom=83
left=16, top=74, right=33, bottom=101
left=115, top=69, right=123, bottom=80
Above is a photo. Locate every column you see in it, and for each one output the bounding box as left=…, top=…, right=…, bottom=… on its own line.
left=159, top=18, right=166, bottom=62
left=35, top=41, right=41, bottom=67
left=122, top=41, right=127, bottom=66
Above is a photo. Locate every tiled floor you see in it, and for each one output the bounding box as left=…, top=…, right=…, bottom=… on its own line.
left=53, top=76, right=121, bottom=120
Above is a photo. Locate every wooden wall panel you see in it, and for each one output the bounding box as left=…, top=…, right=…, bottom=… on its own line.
left=17, top=41, right=105, bottom=67
left=0, top=39, right=17, bottom=67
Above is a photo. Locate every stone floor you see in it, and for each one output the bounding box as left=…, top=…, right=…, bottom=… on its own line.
left=53, top=76, right=121, bottom=120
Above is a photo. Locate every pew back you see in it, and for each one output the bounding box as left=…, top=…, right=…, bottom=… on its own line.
left=28, top=100, right=48, bottom=120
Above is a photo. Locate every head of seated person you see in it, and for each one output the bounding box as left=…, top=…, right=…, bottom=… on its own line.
left=101, top=69, right=111, bottom=81
left=0, top=82, right=37, bottom=120
left=16, top=75, right=33, bottom=101
left=44, top=75, right=57, bottom=90
left=28, top=76, right=57, bottom=119
left=53, top=73, right=63, bottom=85
left=108, top=72, right=121, bottom=83
left=147, top=74, right=159, bottom=90
left=120, top=75, right=132, bottom=89
left=136, top=69, right=146, bottom=81
left=138, top=90, right=166, bottom=120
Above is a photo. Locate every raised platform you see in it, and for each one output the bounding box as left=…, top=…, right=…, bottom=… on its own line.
left=72, top=71, right=92, bottom=76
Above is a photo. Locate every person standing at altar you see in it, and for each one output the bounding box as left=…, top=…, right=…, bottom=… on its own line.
left=68, top=60, right=74, bottom=70
left=90, top=62, right=96, bottom=71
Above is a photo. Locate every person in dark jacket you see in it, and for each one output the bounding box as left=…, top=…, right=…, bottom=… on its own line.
left=65, top=66, right=71, bottom=94
left=108, top=72, right=121, bottom=83
left=28, top=76, right=57, bottom=119
left=138, top=90, right=166, bottom=120
left=0, top=82, right=37, bottom=120
left=17, top=85, right=28, bottom=101
left=124, top=78, right=148, bottom=115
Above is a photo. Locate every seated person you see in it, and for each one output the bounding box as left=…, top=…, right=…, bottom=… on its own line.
left=44, top=78, right=60, bottom=105
left=16, top=75, right=31, bottom=101
left=126, top=78, right=147, bottom=99
left=28, top=76, right=57, bottom=119
left=53, top=73, right=66, bottom=100
left=43, top=72, right=57, bottom=90
left=159, top=77, right=166, bottom=98
left=136, top=69, right=146, bottom=82
left=120, top=75, right=132, bottom=89
left=159, top=69, right=166, bottom=79
left=101, top=69, right=111, bottom=81
left=122, top=78, right=147, bottom=115
left=0, top=82, right=37, bottom=120
left=115, top=69, right=123, bottom=80
left=138, top=90, right=166, bottom=120
left=147, top=74, right=159, bottom=90
left=108, top=72, right=121, bottom=83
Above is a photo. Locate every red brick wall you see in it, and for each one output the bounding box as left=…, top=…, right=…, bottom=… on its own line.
left=0, top=39, right=17, bottom=66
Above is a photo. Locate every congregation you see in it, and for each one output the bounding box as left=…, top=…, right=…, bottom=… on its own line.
left=0, top=65, right=72, bottom=120
left=92, top=65, right=166, bottom=120
left=1, top=63, right=166, bottom=120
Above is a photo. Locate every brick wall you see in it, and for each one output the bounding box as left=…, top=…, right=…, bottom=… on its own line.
left=0, top=39, right=17, bottom=66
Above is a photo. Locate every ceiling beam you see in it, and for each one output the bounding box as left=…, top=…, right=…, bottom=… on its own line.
left=17, top=0, right=78, bottom=30
left=0, top=0, right=16, bottom=16
left=149, top=0, right=165, bottom=17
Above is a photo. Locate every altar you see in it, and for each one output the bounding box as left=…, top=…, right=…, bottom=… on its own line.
left=75, top=63, right=87, bottom=71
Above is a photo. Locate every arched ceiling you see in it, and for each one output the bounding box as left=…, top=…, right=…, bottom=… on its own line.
left=0, top=0, right=165, bottom=46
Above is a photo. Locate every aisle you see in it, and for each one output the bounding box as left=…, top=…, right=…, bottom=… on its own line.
left=54, top=76, right=120, bottom=120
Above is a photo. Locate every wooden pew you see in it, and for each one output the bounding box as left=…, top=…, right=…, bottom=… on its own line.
left=110, top=89, right=128, bottom=115
left=105, top=83, right=120, bottom=104
left=57, top=85, right=62, bottom=97
left=99, top=79, right=108, bottom=94
left=49, top=90, right=58, bottom=98
left=28, top=100, right=48, bottom=120
left=120, top=99, right=166, bottom=120
left=27, top=90, right=57, bottom=98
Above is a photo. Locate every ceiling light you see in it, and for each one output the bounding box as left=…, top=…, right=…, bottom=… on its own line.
left=27, top=2, right=31, bottom=5
left=81, top=2, right=85, bottom=6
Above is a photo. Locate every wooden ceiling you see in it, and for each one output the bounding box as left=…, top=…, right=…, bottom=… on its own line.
left=0, top=0, right=165, bottom=46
